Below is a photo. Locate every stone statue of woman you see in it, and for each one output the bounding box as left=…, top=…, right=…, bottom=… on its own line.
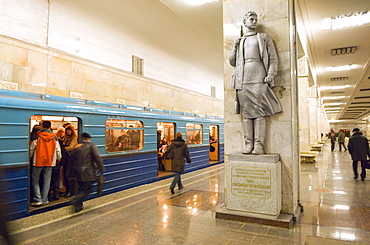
left=229, top=11, right=282, bottom=155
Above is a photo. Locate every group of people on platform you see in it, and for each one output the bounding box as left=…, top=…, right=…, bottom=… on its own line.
left=329, top=128, right=370, bottom=181
left=29, top=121, right=104, bottom=212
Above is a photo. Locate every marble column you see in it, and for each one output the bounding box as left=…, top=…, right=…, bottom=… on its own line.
left=298, top=76, right=310, bottom=152
left=223, top=0, right=299, bottom=217
left=308, top=96, right=318, bottom=145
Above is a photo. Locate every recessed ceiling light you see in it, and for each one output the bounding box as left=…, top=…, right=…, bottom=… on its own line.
left=184, top=0, right=218, bottom=5
left=331, top=46, right=357, bottom=56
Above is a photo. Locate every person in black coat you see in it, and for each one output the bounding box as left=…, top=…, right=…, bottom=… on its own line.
left=348, top=128, right=370, bottom=181
left=70, top=133, right=105, bottom=212
left=165, top=132, right=191, bottom=194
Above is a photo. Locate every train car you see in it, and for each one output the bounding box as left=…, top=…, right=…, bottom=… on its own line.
left=0, top=89, right=224, bottom=220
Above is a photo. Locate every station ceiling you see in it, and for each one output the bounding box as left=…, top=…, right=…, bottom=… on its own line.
left=87, top=0, right=369, bottom=123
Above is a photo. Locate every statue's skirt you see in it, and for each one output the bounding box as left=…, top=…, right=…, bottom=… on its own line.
left=237, top=82, right=282, bottom=119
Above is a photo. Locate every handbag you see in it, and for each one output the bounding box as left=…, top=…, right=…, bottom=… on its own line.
left=95, top=167, right=105, bottom=197
left=366, top=160, right=370, bottom=170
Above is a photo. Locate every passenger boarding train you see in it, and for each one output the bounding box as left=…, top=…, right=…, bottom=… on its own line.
left=0, top=89, right=224, bottom=220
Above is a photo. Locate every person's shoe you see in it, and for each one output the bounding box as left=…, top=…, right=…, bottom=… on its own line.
left=354, top=176, right=358, bottom=179
left=170, top=188, right=174, bottom=194
left=361, top=178, right=365, bottom=181
left=31, top=202, right=43, bottom=206
left=74, top=205, right=83, bottom=213
left=344, top=149, right=347, bottom=152
left=243, top=144, right=253, bottom=154
left=64, top=192, right=73, bottom=198
left=178, top=186, right=183, bottom=190
left=42, top=201, right=49, bottom=206
left=53, top=191, right=59, bottom=200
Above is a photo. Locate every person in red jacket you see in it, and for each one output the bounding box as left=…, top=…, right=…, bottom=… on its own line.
left=30, top=121, right=62, bottom=206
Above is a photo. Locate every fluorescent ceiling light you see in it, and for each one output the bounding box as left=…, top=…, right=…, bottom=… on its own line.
left=325, top=107, right=343, bottom=110
left=324, top=103, right=345, bottom=106
left=184, top=0, right=218, bottom=5
left=319, top=85, right=351, bottom=90
left=326, top=64, right=358, bottom=71
left=322, top=96, right=347, bottom=100
left=322, top=11, right=370, bottom=30
left=332, top=205, right=350, bottom=210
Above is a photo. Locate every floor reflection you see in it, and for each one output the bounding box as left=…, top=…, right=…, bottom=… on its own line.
left=159, top=190, right=224, bottom=213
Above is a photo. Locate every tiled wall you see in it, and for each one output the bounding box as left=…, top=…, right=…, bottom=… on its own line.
left=0, top=37, right=223, bottom=116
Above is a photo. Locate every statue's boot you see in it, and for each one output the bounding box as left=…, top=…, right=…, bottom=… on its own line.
left=242, top=119, right=254, bottom=154
left=252, top=117, right=266, bottom=155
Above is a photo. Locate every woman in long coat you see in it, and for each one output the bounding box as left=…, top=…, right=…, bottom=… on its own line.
left=165, top=132, right=191, bottom=194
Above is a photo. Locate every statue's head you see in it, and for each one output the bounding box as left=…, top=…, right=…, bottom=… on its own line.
left=244, top=11, right=257, bottom=20
left=243, top=11, right=258, bottom=30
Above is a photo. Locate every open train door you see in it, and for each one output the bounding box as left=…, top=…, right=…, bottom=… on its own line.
left=209, top=125, right=219, bottom=162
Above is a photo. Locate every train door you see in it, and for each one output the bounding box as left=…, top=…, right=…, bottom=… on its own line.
left=157, top=122, right=175, bottom=177
left=209, top=125, right=219, bottom=162
left=29, top=115, right=79, bottom=210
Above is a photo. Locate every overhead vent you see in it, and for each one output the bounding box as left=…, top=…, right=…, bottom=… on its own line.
left=348, top=106, right=370, bottom=108
left=330, top=100, right=343, bottom=102
left=132, top=55, right=144, bottom=75
left=351, top=102, right=368, bottom=104
left=354, top=96, right=370, bottom=99
left=331, top=46, right=357, bottom=56
left=346, top=109, right=366, bottom=111
left=359, top=88, right=370, bottom=91
left=331, top=77, right=348, bottom=81
left=330, top=91, right=344, bottom=94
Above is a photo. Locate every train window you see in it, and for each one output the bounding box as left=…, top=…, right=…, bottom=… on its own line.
left=157, top=122, right=175, bottom=151
left=106, top=119, right=143, bottom=152
left=186, top=123, right=203, bottom=145
left=30, top=115, right=79, bottom=136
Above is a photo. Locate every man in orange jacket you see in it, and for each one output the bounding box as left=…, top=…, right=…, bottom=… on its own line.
left=30, top=121, right=62, bottom=206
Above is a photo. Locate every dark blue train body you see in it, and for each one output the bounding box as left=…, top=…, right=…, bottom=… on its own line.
left=0, top=89, right=224, bottom=220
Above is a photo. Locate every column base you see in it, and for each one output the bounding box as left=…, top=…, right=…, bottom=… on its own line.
left=215, top=204, right=294, bottom=229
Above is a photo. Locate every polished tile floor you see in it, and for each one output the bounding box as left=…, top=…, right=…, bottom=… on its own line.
left=6, top=141, right=370, bottom=244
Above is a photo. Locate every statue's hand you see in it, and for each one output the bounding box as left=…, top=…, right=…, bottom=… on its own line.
left=234, top=38, right=242, bottom=46
left=264, top=75, right=275, bottom=88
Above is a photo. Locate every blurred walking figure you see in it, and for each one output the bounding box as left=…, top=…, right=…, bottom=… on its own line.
left=70, top=133, right=105, bottom=213
left=165, top=132, right=191, bottom=194
left=0, top=169, right=15, bottom=245
left=330, top=132, right=336, bottom=151
left=348, top=128, right=370, bottom=181
left=337, top=130, right=347, bottom=151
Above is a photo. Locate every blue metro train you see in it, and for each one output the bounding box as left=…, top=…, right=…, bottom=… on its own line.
left=0, top=89, right=224, bottom=220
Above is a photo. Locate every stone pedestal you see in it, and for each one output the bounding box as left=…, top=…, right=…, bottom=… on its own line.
left=216, top=153, right=292, bottom=228
left=225, top=154, right=282, bottom=217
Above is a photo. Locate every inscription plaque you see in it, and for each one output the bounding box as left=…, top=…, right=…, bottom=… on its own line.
left=231, top=166, right=271, bottom=199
